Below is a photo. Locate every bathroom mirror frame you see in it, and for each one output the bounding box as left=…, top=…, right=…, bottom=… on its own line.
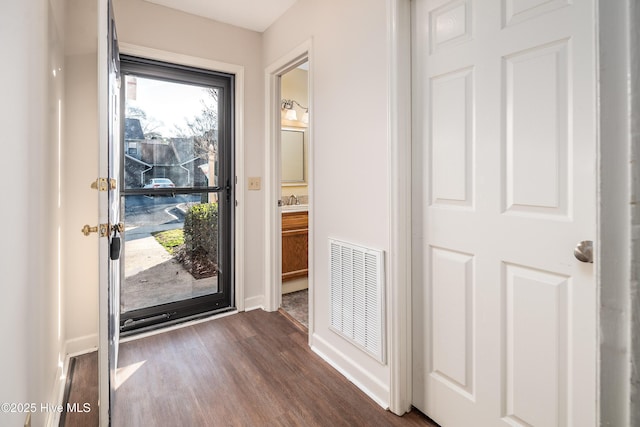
left=281, top=127, right=306, bottom=184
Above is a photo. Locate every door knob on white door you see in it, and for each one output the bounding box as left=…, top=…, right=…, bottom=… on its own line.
left=574, top=240, right=594, bottom=263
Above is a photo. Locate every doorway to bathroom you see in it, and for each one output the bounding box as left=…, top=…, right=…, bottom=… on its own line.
left=279, top=61, right=310, bottom=329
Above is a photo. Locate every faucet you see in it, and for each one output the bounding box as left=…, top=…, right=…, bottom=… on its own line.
left=288, top=194, right=298, bottom=205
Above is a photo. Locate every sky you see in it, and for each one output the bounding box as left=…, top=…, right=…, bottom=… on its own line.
left=126, top=75, right=215, bottom=137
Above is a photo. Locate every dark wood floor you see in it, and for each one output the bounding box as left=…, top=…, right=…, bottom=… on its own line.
left=64, top=310, right=437, bottom=426
left=61, top=352, right=99, bottom=427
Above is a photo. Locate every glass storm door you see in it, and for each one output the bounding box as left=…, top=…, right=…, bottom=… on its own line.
left=118, top=55, right=235, bottom=334
left=98, top=1, right=121, bottom=424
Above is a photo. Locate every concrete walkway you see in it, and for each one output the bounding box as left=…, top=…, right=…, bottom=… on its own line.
left=122, top=224, right=218, bottom=313
left=124, top=224, right=180, bottom=277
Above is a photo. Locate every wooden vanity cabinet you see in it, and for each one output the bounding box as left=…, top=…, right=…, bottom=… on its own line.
left=282, top=211, right=308, bottom=281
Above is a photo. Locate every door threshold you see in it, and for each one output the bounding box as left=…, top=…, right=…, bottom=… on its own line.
left=278, top=308, right=308, bottom=333
left=119, top=307, right=238, bottom=342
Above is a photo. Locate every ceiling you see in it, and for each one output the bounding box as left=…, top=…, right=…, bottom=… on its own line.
left=144, top=0, right=298, bottom=32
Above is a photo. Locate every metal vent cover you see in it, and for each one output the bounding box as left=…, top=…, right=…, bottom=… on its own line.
left=329, top=239, right=385, bottom=363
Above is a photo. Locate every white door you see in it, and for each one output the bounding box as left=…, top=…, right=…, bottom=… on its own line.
left=411, top=1, right=596, bottom=426
left=98, top=1, right=121, bottom=424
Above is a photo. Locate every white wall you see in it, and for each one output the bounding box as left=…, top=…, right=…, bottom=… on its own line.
left=63, top=0, right=100, bottom=355
left=64, top=53, right=100, bottom=353
left=0, top=0, right=67, bottom=425
left=264, top=0, right=394, bottom=406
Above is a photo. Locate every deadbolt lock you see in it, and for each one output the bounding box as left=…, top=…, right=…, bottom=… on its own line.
left=81, top=223, right=109, bottom=237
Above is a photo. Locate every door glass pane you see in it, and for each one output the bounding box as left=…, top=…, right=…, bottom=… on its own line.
left=123, top=75, right=220, bottom=190
left=121, top=193, right=221, bottom=313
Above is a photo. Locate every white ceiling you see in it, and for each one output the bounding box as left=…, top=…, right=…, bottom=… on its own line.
left=144, top=0, right=298, bottom=32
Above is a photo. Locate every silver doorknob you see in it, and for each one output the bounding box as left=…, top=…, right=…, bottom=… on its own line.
left=574, top=240, right=594, bottom=263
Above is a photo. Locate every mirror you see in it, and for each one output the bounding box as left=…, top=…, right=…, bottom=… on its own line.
left=281, top=128, right=305, bottom=183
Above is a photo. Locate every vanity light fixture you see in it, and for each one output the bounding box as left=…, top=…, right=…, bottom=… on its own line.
left=281, top=99, right=309, bottom=123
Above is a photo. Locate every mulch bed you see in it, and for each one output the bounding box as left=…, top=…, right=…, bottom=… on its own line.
left=174, top=245, right=218, bottom=279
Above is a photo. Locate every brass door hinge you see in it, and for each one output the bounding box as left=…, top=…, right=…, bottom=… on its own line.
left=90, top=178, right=117, bottom=191
left=81, top=223, right=110, bottom=237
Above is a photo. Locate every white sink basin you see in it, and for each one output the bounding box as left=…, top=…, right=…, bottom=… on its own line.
left=282, top=204, right=308, bottom=212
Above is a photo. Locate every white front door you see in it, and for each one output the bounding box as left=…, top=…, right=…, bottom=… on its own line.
left=411, top=1, right=597, bottom=426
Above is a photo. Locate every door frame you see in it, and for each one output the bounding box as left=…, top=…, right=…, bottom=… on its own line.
left=115, top=42, right=247, bottom=313
left=387, top=0, right=412, bottom=415
left=264, top=40, right=313, bottom=325
left=597, top=1, right=636, bottom=425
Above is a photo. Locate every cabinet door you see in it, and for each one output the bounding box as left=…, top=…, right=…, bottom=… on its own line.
left=282, top=212, right=308, bottom=281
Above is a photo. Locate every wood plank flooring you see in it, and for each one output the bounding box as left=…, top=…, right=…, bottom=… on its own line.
left=65, top=310, right=438, bottom=426
left=61, top=352, right=99, bottom=427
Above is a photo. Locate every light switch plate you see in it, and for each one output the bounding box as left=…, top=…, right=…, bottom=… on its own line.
left=248, top=177, right=261, bottom=190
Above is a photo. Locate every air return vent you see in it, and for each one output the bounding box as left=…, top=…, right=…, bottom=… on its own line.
left=329, top=239, right=385, bottom=363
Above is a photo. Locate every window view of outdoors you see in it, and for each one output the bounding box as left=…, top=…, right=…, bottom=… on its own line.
left=121, top=75, right=222, bottom=315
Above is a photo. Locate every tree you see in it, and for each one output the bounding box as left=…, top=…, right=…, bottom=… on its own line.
left=174, top=88, right=219, bottom=160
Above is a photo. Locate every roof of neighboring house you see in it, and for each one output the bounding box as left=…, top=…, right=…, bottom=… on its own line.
left=125, top=118, right=145, bottom=140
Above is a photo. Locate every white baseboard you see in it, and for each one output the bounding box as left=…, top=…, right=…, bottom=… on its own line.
left=47, top=342, right=100, bottom=427
left=282, top=277, right=308, bottom=294
left=65, top=334, right=98, bottom=356
left=46, top=368, right=65, bottom=427
left=310, top=333, right=390, bottom=409
left=48, top=337, right=98, bottom=426
left=244, top=296, right=264, bottom=311
left=46, top=342, right=69, bottom=427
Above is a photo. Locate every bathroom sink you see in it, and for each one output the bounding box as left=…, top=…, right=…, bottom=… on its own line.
left=282, top=204, right=308, bottom=212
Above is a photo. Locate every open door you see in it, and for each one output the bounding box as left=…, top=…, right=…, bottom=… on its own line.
left=98, top=0, right=121, bottom=424
left=411, top=1, right=597, bottom=426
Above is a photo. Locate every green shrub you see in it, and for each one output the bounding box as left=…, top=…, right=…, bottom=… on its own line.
left=182, top=203, right=218, bottom=276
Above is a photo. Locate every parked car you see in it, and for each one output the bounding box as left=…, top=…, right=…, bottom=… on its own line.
left=144, top=178, right=175, bottom=189
left=144, top=178, right=176, bottom=196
